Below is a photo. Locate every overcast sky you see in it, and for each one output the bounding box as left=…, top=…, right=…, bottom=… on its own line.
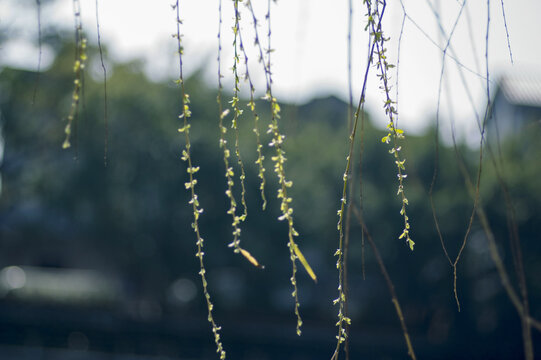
left=2, top=0, right=541, bottom=139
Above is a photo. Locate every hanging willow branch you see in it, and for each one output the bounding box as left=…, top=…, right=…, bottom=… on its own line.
left=367, top=0, right=414, bottom=251
left=240, top=2, right=268, bottom=211
left=216, top=0, right=262, bottom=268
left=230, top=0, right=249, bottom=228
left=246, top=0, right=317, bottom=337
left=174, top=1, right=225, bottom=358
left=63, top=0, right=86, bottom=150
left=332, top=8, right=379, bottom=360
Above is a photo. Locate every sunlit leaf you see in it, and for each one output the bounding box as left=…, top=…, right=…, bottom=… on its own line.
left=292, top=243, right=317, bottom=282
left=240, top=248, right=264, bottom=269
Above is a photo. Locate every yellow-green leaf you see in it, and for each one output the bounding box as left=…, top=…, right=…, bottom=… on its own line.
left=292, top=243, right=317, bottom=283
left=239, top=248, right=264, bottom=269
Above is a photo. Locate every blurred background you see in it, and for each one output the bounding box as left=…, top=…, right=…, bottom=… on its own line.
left=1, top=0, right=541, bottom=359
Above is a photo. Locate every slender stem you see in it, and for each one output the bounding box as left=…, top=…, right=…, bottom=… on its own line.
left=95, top=0, right=108, bottom=167
left=175, top=1, right=225, bottom=358
left=352, top=206, right=417, bottom=360
left=32, top=0, right=42, bottom=105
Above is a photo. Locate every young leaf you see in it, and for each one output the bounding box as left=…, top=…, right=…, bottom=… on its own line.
left=239, top=248, right=264, bottom=269
left=292, top=243, right=317, bottom=282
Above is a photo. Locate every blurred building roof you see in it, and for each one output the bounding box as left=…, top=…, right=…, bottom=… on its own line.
left=488, top=70, right=541, bottom=140
left=497, top=72, right=541, bottom=108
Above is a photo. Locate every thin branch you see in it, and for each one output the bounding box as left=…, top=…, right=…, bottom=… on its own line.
left=331, top=8, right=379, bottom=357
left=428, top=0, right=475, bottom=311
left=95, top=0, right=108, bottom=167
left=398, top=0, right=488, bottom=82
left=352, top=206, right=416, bottom=360
left=343, top=0, right=354, bottom=357
left=499, top=0, right=514, bottom=64
left=174, top=1, right=225, bottom=357
left=32, top=0, right=42, bottom=105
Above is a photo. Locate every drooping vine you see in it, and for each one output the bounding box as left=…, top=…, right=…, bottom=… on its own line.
left=333, top=7, right=379, bottom=359
left=246, top=0, right=317, bottom=336
left=240, top=2, right=267, bottom=211
left=368, top=0, right=414, bottom=251
left=342, top=0, right=355, bottom=357
left=247, top=78, right=268, bottom=212
left=95, top=0, right=109, bottom=166
left=499, top=0, right=513, bottom=64
left=333, top=1, right=415, bottom=357
left=424, top=2, right=536, bottom=357
left=62, top=0, right=87, bottom=150
left=429, top=0, right=473, bottom=311
left=174, top=1, right=226, bottom=358
left=230, top=0, right=249, bottom=226
left=215, top=0, right=261, bottom=268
